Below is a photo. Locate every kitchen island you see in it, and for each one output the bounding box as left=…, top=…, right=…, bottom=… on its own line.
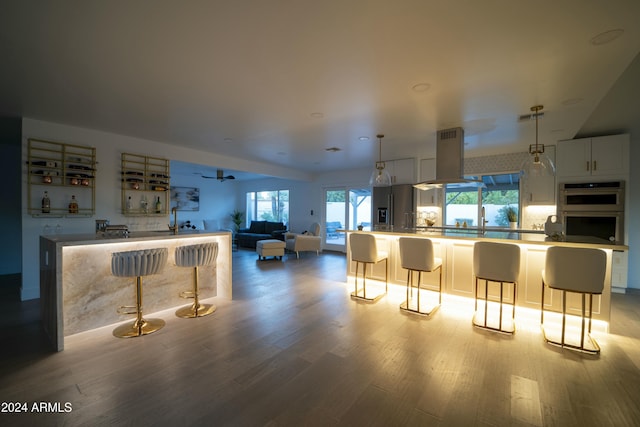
left=345, top=228, right=628, bottom=327
left=40, top=230, right=232, bottom=351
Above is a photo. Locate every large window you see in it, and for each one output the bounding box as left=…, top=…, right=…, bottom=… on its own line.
left=246, top=190, right=289, bottom=225
left=444, top=173, right=520, bottom=227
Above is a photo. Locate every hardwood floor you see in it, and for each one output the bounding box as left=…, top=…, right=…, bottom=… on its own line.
left=1, top=250, right=640, bottom=426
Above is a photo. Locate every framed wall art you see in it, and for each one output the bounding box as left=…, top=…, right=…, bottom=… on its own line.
left=170, top=186, right=200, bottom=211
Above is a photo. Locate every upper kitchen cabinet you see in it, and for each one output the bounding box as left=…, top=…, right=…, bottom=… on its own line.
left=385, top=158, right=416, bottom=184
left=522, top=146, right=556, bottom=205
left=418, top=158, right=440, bottom=206
left=26, top=138, right=96, bottom=217
left=121, top=153, right=170, bottom=216
left=556, top=134, right=629, bottom=179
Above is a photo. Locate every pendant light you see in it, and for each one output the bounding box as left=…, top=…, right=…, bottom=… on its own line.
left=520, top=105, right=555, bottom=178
left=369, top=134, right=392, bottom=187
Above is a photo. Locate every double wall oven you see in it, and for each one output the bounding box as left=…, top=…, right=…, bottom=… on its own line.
left=558, top=181, right=625, bottom=244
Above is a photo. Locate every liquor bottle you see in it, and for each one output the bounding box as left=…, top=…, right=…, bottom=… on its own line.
left=155, top=196, right=162, bottom=213
left=42, top=191, right=51, bottom=213
left=69, top=195, right=78, bottom=214
left=126, top=196, right=133, bottom=212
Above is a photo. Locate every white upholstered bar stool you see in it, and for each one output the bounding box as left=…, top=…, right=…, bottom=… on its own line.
left=541, top=246, right=606, bottom=354
left=473, top=241, right=520, bottom=334
left=111, top=248, right=168, bottom=338
left=349, top=233, right=388, bottom=302
left=175, top=242, right=219, bottom=318
left=398, top=237, right=443, bottom=316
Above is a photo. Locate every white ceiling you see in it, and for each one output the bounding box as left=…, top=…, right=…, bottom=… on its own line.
left=2, top=1, right=639, bottom=180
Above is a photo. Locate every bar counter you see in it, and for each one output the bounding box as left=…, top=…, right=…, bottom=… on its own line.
left=344, top=228, right=628, bottom=327
left=40, top=230, right=232, bottom=351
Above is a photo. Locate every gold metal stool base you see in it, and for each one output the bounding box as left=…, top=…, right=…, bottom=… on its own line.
left=400, top=300, right=440, bottom=317
left=175, top=302, right=217, bottom=318
left=113, top=318, right=166, bottom=338
left=350, top=290, right=384, bottom=303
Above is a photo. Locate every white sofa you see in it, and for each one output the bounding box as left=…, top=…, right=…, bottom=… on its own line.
left=285, top=223, right=322, bottom=258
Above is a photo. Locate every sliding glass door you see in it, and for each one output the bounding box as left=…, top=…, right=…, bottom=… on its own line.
left=324, top=187, right=371, bottom=252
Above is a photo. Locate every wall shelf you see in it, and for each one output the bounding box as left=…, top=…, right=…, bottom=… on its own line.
left=121, top=153, right=170, bottom=216
left=27, top=139, right=96, bottom=217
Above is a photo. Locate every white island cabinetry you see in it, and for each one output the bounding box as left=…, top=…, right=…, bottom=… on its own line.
left=345, top=230, right=625, bottom=325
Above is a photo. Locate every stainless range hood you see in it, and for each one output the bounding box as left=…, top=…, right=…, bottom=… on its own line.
left=413, top=127, right=484, bottom=190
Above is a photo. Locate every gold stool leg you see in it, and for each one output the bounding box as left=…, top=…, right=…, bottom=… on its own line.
left=176, top=266, right=217, bottom=318
left=114, top=276, right=165, bottom=338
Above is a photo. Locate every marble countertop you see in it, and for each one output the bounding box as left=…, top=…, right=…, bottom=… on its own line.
left=41, top=230, right=231, bottom=246
left=344, top=228, right=627, bottom=250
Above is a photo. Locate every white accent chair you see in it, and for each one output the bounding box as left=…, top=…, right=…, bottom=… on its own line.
left=398, top=237, right=443, bottom=316
left=349, top=233, right=388, bottom=302
left=473, top=241, right=520, bottom=334
left=541, top=246, right=606, bottom=354
left=285, top=223, right=322, bottom=258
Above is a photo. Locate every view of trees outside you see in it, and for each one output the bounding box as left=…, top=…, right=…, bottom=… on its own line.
left=246, top=190, right=289, bottom=224
left=445, top=173, right=520, bottom=227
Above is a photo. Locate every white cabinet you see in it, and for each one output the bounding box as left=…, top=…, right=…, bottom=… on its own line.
left=417, top=158, right=440, bottom=206
left=556, top=134, right=629, bottom=179
left=385, top=158, right=416, bottom=184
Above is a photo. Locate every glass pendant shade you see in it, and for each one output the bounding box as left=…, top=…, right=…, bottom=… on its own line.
left=520, top=104, right=555, bottom=179
left=520, top=151, right=555, bottom=178
left=370, top=165, right=392, bottom=187
left=369, top=134, right=392, bottom=187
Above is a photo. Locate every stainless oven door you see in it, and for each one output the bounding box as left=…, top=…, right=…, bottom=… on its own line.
left=560, top=210, right=623, bottom=244
left=560, top=188, right=624, bottom=211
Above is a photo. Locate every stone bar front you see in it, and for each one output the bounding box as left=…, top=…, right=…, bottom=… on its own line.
left=40, top=230, right=232, bottom=351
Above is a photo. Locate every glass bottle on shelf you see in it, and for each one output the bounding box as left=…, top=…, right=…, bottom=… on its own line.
left=68, top=195, right=78, bottom=214
left=126, top=196, right=133, bottom=212
left=155, top=196, right=162, bottom=213
left=42, top=191, right=51, bottom=213
left=140, top=195, right=148, bottom=213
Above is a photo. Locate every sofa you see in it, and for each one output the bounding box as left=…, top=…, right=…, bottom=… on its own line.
left=236, top=220, right=287, bottom=248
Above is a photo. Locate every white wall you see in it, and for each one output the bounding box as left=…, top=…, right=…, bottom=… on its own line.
left=20, top=118, right=312, bottom=300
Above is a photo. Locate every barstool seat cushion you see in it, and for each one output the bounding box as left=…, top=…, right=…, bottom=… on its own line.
left=398, top=237, right=441, bottom=272
left=542, top=246, right=605, bottom=294
left=473, top=241, right=520, bottom=283
left=175, top=242, right=218, bottom=268
left=350, top=233, right=387, bottom=263
left=111, top=248, right=168, bottom=277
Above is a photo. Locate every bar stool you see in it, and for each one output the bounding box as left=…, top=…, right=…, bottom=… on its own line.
left=175, top=242, right=219, bottom=318
left=541, top=246, right=606, bottom=354
left=111, top=248, right=168, bottom=338
left=473, top=241, right=520, bottom=334
left=349, top=233, right=388, bottom=302
left=398, top=237, right=442, bottom=316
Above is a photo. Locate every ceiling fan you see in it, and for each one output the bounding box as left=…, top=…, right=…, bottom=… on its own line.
left=201, top=169, right=236, bottom=182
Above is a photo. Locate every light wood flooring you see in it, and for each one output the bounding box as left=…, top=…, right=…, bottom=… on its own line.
left=1, top=249, right=640, bottom=426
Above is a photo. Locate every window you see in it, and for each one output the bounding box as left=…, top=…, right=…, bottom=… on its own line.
left=246, top=190, right=289, bottom=225
left=444, top=173, right=520, bottom=227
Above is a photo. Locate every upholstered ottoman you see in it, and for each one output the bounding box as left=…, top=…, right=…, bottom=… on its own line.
left=256, top=239, right=285, bottom=260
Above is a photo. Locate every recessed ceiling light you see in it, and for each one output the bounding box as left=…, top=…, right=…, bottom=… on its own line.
left=223, top=138, right=233, bottom=143
left=325, top=147, right=341, bottom=152
left=590, top=29, right=624, bottom=45
left=411, top=83, right=431, bottom=92
left=310, top=112, right=324, bottom=119
left=359, top=136, right=370, bottom=141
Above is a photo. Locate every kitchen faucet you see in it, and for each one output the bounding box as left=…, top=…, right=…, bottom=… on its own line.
left=481, top=206, right=488, bottom=234
left=168, top=207, right=178, bottom=234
